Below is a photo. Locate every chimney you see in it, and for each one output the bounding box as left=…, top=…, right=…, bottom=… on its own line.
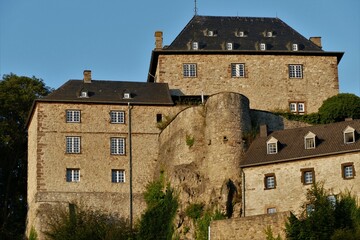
left=83, top=70, right=91, bottom=83
left=309, top=37, right=322, bottom=48
left=260, top=125, right=268, bottom=137
left=155, top=31, right=163, bottom=50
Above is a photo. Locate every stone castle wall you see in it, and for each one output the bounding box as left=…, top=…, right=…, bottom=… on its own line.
left=156, top=54, right=339, bottom=113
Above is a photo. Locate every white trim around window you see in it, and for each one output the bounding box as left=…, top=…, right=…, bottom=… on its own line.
left=289, top=64, right=303, bottom=78
left=110, top=111, right=125, bottom=124
left=111, top=137, right=125, bottom=155
left=231, top=63, right=245, bottom=78
left=66, top=168, right=80, bottom=182
left=66, top=110, right=81, bottom=123
left=289, top=102, right=306, bottom=114
left=183, top=64, right=197, bottom=77
left=112, top=169, right=125, bottom=183
left=66, top=136, right=81, bottom=153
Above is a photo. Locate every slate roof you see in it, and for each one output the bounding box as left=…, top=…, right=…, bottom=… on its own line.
left=39, top=80, right=174, bottom=105
left=167, top=15, right=322, bottom=51
left=241, top=120, right=360, bottom=167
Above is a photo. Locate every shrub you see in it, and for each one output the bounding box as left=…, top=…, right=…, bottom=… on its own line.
left=185, top=203, right=204, bottom=220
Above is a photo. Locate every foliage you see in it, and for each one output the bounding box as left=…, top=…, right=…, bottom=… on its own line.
left=156, top=115, right=175, bottom=130
left=185, top=203, right=204, bottom=220
left=274, top=111, right=322, bottom=125
left=137, top=175, right=178, bottom=240
left=45, top=204, right=134, bottom=240
left=285, top=182, right=360, bottom=240
left=29, top=226, right=38, bottom=240
left=0, top=73, right=51, bottom=239
left=264, top=226, right=282, bottom=240
left=185, top=134, right=195, bottom=147
left=318, top=93, right=360, bottom=123
left=195, top=209, right=226, bottom=240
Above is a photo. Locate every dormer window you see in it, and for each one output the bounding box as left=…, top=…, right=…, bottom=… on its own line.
left=260, top=43, right=266, bottom=51
left=343, top=126, right=355, bottom=144
left=226, top=42, right=233, bottom=50
left=192, top=41, right=199, bottom=50
left=266, top=31, right=273, bottom=37
left=208, top=30, right=214, bottom=36
left=267, top=137, right=278, bottom=154
left=292, top=44, right=299, bottom=51
left=304, top=131, right=316, bottom=149
left=80, top=91, right=88, bottom=98
left=238, top=31, right=245, bottom=37
left=123, top=92, right=131, bottom=99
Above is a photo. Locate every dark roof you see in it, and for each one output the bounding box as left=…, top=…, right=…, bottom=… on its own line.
left=40, top=80, right=174, bottom=105
left=167, top=15, right=322, bottom=51
left=242, top=120, right=360, bottom=167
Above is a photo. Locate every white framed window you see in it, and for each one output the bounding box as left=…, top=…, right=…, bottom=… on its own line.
left=111, top=137, right=125, bottom=155
left=238, top=31, right=245, bottom=37
left=265, top=174, right=276, bottom=189
left=226, top=42, right=233, bottom=50
left=260, top=43, right=266, bottom=51
left=298, top=103, right=305, bottom=113
left=66, top=137, right=80, bottom=153
left=208, top=30, right=214, bottom=36
left=342, top=163, right=355, bottom=179
left=267, top=137, right=278, bottom=154
left=343, top=126, right=355, bottom=144
left=304, top=132, right=316, bottom=149
left=192, top=42, right=199, bottom=50
left=267, top=208, right=277, bottom=214
left=123, top=92, right=131, bottom=99
left=289, top=65, right=303, bottom=78
left=289, top=102, right=305, bottom=114
left=292, top=44, right=298, bottom=51
left=80, top=91, right=88, bottom=98
left=66, top=169, right=80, bottom=182
left=231, top=63, right=245, bottom=78
left=290, top=103, right=297, bottom=112
left=183, top=64, right=197, bottom=77
left=110, top=111, right=125, bottom=124
left=66, top=110, right=80, bottom=123
left=112, top=169, right=125, bottom=183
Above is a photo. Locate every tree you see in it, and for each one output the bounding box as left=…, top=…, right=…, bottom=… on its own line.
left=0, top=73, right=51, bottom=239
left=318, top=93, right=360, bottom=123
left=285, top=183, right=360, bottom=240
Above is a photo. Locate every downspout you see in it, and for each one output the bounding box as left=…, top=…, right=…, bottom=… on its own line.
left=128, top=103, right=133, bottom=230
left=241, top=168, right=245, bottom=217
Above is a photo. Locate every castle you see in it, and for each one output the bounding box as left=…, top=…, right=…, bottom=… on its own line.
left=26, top=16, right=359, bottom=239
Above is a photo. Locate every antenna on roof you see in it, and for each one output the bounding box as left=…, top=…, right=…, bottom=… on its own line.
left=194, top=0, right=198, bottom=16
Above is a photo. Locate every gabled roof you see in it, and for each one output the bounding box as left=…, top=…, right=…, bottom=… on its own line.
left=167, top=15, right=322, bottom=51
left=40, top=80, right=174, bottom=105
left=242, top=120, right=360, bottom=167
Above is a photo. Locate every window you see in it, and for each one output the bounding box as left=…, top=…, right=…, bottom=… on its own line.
left=260, top=43, right=266, bottom=51
left=111, top=138, right=125, bottom=155
left=66, top=169, right=80, bottom=182
left=226, top=42, right=233, bottom=50
left=112, top=170, right=125, bottom=183
left=192, top=42, right=199, bottom=50
left=267, top=137, right=278, bottom=154
left=123, top=92, right=131, bottom=99
left=66, top=110, right=80, bottom=123
left=208, top=30, right=214, bottom=36
left=80, top=91, right=88, bottom=98
left=328, top=195, right=336, bottom=207
left=342, top=163, right=355, bottom=179
left=156, top=114, right=162, bottom=123
left=304, top=132, right=316, bottom=149
left=66, top=137, right=80, bottom=153
left=267, top=208, right=277, bottom=214
left=264, top=173, right=276, bottom=189
left=289, top=102, right=305, bottom=114
left=238, top=31, right=245, bottom=37
left=183, top=64, right=197, bottom=77
left=301, top=168, right=315, bottom=185
left=231, top=63, right=245, bottom=78
left=110, top=111, right=125, bottom=124
left=306, top=204, right=315, bottom=216
left=266, top=31, right=273, bottom=37
left=289, top=65, right=303, bottom=78
left=292, top=44, right=298, bottom=51
left=343, top=126, right=355, bottom=144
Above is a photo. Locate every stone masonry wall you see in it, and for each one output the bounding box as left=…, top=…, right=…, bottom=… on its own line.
left=156, top=54, right=339, bottom=113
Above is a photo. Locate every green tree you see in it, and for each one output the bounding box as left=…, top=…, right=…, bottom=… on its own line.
left=318, top=93, right=360, bottom=123
left=0, top=73, right=51, bottom=239
left=286, top=183, right=360, bottom=240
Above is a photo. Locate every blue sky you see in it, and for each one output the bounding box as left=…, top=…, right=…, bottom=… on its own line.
left=1, top=0, right=359, bottom=96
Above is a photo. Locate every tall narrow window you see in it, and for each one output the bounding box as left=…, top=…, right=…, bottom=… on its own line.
left=266, top=137, right=278, bottom=154
left=289, top=65, right=303, bottom=78
left=343, top=126, right=355, bottom=144
left=183, top=64, right=197, bottom=77
left=226, top=42, right=233, bottom=50
left=66, top=169, right=80, bottom=182
left=110, top=111, right=125, bottom=124
left=260, top=43, right=266, bottom=51
left=192, top=42, right=199, bottom=50
left=111, top=138, right=125, bottom=155
left=66, top=110, right=80, bottom=123
left=264, top=173, right=276, bottom=189
left=112, top=170, right=125, bottom=183
left=292, top=44, right=298, bottom=51
left=66, top=137, right=80, bottom=153
left=231, top=63, right=245, bottom=78
left=304, top=132, right=316, bottom=149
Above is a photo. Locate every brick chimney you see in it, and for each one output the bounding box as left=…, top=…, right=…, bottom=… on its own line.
left=309, top=37, right=322, bottom=48
left=155, top=31, right=163, bottom=50
left=83, top=70, right=92, bottom=83
left=260, top=125, right=268, bottom=137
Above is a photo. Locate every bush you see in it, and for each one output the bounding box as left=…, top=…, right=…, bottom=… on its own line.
left=185, top=203, right=204, bottom=220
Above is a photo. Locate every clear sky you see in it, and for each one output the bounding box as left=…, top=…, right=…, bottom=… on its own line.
left=1, top=0, right=359, bottom=96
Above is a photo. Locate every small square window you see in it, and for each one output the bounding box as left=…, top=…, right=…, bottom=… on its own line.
left=110, top=111, right=125, bottom=124
left=156, top=114, right=163, bottom=123
left=66, top=169, right=80, bottom=182
left=183, top=64, right=197, bottom=77
left=342, top=163, right=355, bottom=179
left=264, top=174, right=276, bottom=189
left=66, top=137, right=80, bottom=153
left=289, top=102, right=305, bottom=114
left=267, top=143, right=277, bottom=154
left=192, top=42, right=199, bottom=50
left=292, top=44, right=298, bottom=51
left=66, top=110, right=81, bottom=123
left=111, top=138, right=125, bottom=155
left=267, top=207, right=277, bottom=214
left=301, top=168, right=315, bottom=185
left=231, top=63, right=245, bottom=78
left=112, top=170, right=125, bottom=183
left=260, top=43, right=266, bottom=51
left=226, top=42, right=233, bottom=50
left=289, top=65, right=303, bottom=78
left=123, top=93, right=131, bottom=99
